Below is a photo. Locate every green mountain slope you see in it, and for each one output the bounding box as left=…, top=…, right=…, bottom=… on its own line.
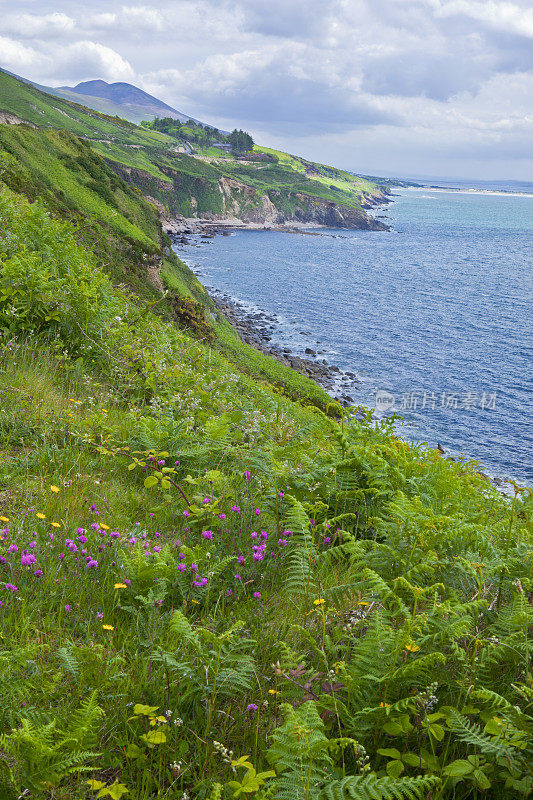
left=0, top=68, right=392, bottom=230
left=0, top=108, right=531, bottom=800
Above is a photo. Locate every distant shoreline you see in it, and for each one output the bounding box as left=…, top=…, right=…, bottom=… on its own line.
left=406, top=185, right=533, bottom=198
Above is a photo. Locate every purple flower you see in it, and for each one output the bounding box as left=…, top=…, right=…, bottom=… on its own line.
left=157, top=459, right=165, bottom=466
left=153, top=545, right=161, bottom=553
left=91, top=522, right=100, bottom=531
left=279, top=491, right=284, bottom=498
left=34, top=569, right=43, bottom=578
left=177, top=563, right=186, bottom=572
left=21, top=553, right=36, bottom=566
left=324, top=536, right=331, bottom=544
left=77, top=527, right=85, bottom=535
left=253, top=591, right=261, bottom=600
left=202, top=530, right=213, bottom=540
left=260, top=531, right=268, bottom=540
left=238, top=555, right=245, bottom=564
left=175, top=460, right=180, bottom=466
left=253, top=552, right=264, bottom=561
left=77, top=533, right=87, bottom=543
left=7, top=545, right=17, bottom=554
left=28, top=540, right=37, bottom=549
left=128, top=537, right=137, bottom=545
left=232, top=505, right=241, bottom=513
left=125, top=579, right=131, bottom=586
left=154, top=531, right=161, bottom=538
left=65, top=604, right=71, bottom=612
left=6, top=583, right=18, bottom=592
left=251, top=531, right=258, bottom=539
left=90, top=504, right=97, bottom=512
left=219, top=513, right=226, bottom=520
left=278, top=539, right=288, bottom=547
left=96, top=611, right=103, bottom=620
left=254, top=509, right=261, bottom=516
left=59, top=552, right=65, bottom=560
left=87, top=559, right=98, bottom=569
left=191, top=563, right=198, bottom=571
left=203, top=497, right=211, bottom=504
left=243, top=471, right=251, bottom=480
left=183, top=510, right=190, bottom=518
left=110, top=531, right=120, bottom=539
left=247, top=703, right=259, bottom=713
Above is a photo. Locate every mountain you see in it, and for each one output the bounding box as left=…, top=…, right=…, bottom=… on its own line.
left=57, top=79, right=196, bottom=124
left=0, top=66, right=392, bottom=231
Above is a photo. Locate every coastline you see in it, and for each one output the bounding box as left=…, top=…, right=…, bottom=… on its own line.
left=170, top=218, right=523, bottom=497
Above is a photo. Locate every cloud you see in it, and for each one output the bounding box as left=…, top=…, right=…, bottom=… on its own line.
left=0, top=0, right=531, bottom=178
left=54, top=41, right=135, bottom=82
left=0, top=12, right=75, bottom=39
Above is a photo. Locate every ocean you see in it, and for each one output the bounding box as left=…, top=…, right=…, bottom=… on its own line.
left=173, top=186, right=533, bottom=484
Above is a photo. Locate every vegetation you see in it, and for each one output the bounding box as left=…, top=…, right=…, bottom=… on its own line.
left=0, top=69, right=532, bottom=800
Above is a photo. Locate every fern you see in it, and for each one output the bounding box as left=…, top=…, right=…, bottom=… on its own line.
left=321, top=774, right=441, bottom=800
left=283, top=497, right=317, bottom=596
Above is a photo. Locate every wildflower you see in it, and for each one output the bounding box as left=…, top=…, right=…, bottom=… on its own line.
left=157, top=459, right=165, bottom=466
left=357, top=601, right=370, bottom=607
left=253, top=592, right=261, bottom=600
left=405, top=643, right=420, bottom=652
left=278, top=538, right=288, bottom=547
left=153, top=545, right=161, bottom=553
left=253, top=552, right=264, bottom=561
left=177, top=564, right=186, bottom=572
left=238, top=555, right=245, bottom=564
left=36, top=513, right=46, bottom=519
left=247, top=703, right=259, bottom=713
left=243, top=470, right=251, bottom=480
left=232, top=505, right=241, bottom=513
left=0, top=516, right=9, bottom=522
left=6, top=583, right=18, bottom=592
left=251, top=531, right=258, bottom=539
left=219, top=513, right=226, bottom=520
left=183, top=510, right=190, bottom=518
left=65, top=604, right=71, bottom=612
left=278, top=491, right=284, bottom=498
left=7, top=545, right=17, bottom=554
left=203, top=497, right=211, bottom=504
left=110, top=531, right=120, bottom=539
left=191, top=563, right=198, bottom=571
left=87, top=559, right=98, bottom=569
left=96, top=611, right=104, bottom=620
left=254, top=508, right=261, bottom=516
left=50, top=485, right=60, bottom=493
left=34, top=569, right=43, bottom=577
left=91, top=522, right=100, bottom=530
left=260, top=531, right=268, bottom=540
left=235, top=574, right=241, bottom=580
left=324, top=536, right=331, bottom=544
left=268, top=690, right=279, bottom=695
left=21, top=554, right=36, bottom=566
left=202, top=530, right=213, bottom=540
left=313, top=598, right=325, bottom=606
left=114, top=583, right=127, bottom=589
left=102, top=624, right=114, bottom=631
left=100, top=523, right=110, bottom=531
left=379, top=702, right=390, bottom=708
left=51, top=522, right=61, bottom=528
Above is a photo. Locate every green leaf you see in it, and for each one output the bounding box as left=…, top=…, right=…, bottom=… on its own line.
left=88, top=780, right=106, bottom=791
left=378, top=748, right=402, bottom=760
left=132, top=704, right=159, bottom=716
left=144, top=476, right=159, bottom=488
left=141, top=730, right=167, bottom=745
left=429, top=723, right=445, bottom=741
left=473, top=770, right=491, bottom=790
left=386, top=760, right=404, bottom=778
left=160, top=479, right=171, bottom=489
left=443, top=759, right=474, bottom=777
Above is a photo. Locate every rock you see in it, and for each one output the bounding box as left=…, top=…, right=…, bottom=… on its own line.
left=305, top=348, right=316, bottom=356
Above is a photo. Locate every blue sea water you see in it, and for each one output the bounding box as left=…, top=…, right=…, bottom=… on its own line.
left=174, top=187, right=533, bottom=483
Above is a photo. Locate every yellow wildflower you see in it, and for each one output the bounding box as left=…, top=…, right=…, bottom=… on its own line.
left=100, top=523, right=110, bottom=530
left=102, top=624, right=114, bottom=631
left=50, top=485, right=60, bottom=493
left=379, top=702, right=390, bottom=707
left=268, top=689, right=279, bottom=695
left=0, top=516, right=9, bottom=522
left=51, top=522, right=61, bottom=528
left=114, top=583, right=127, bottom=589
left=36, top=513, right=46, bottom=519
left=405, top=643, right=420, bottom=652
left=313, top=598, right=326, bottom=606
left=357, top=601, right=370, bottom=607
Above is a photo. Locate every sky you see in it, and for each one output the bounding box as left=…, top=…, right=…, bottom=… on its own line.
left=1, top=0, right=532, bottom=181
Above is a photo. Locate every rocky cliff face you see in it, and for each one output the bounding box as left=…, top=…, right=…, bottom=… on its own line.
left=108, top=161, right=390, bottom=231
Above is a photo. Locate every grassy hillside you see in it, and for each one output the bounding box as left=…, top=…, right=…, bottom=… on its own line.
left=0, top=70, right=391, bottom=227
left=1, top=163, right=533, bottom=800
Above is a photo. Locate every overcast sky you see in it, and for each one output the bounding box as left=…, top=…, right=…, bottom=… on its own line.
left=1, top=0, right=532, bottom=180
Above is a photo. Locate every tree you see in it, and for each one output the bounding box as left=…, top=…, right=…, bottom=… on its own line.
left=228, top=129, right=254, bottom=154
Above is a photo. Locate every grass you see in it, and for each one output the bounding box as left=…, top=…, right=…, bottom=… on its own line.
left=1, top=141, right=533, bottom=800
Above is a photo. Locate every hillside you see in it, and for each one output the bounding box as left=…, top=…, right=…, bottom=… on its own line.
left=1, top=106, right=533, bottom=800
left=0, top=68, right=392, bottom=231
